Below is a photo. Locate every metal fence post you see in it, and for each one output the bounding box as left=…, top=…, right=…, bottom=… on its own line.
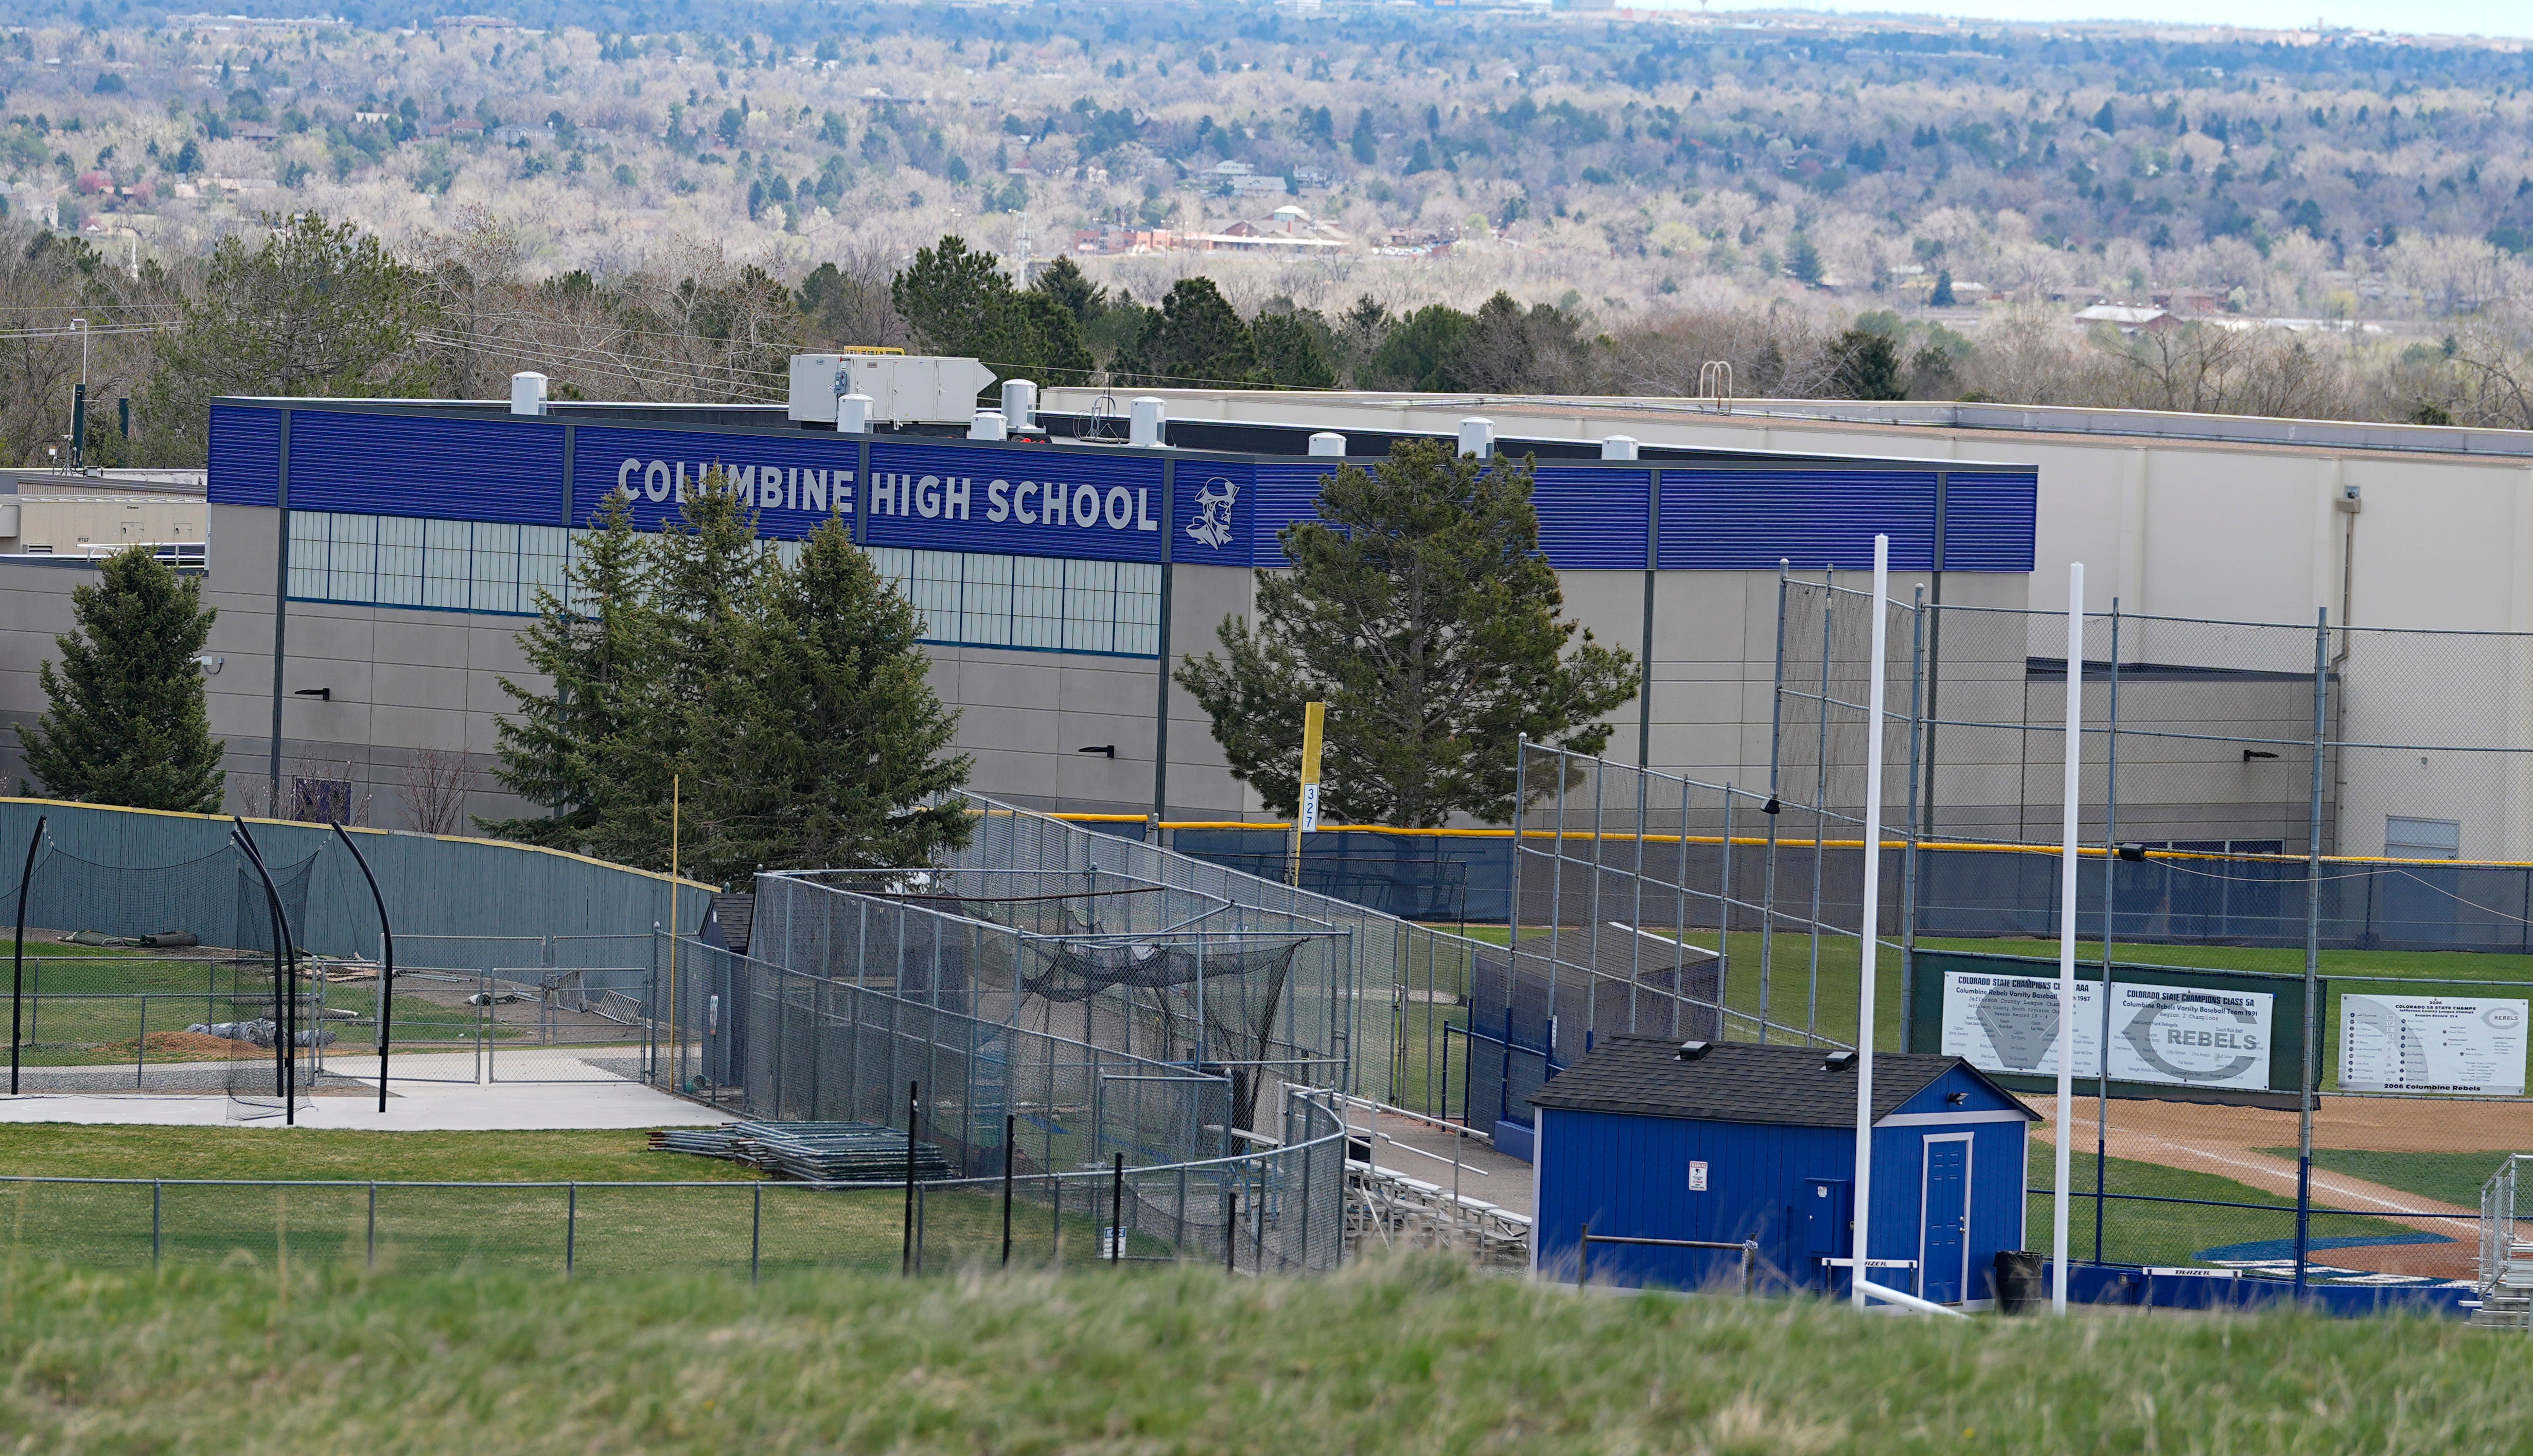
left=1225, top=1185, right=1238, bottom=1274
left=902, top=1078, right=920, bottom=1277
left=1718, top=786, right=1734, bottom=1042
left=152, top=1180, right=161, bottom=1266
left=566, top=1182, right=576, bottom=1277
left=9, top=813, right=44, bottom=1097
left=2097, top=599, right=2121, bottom=1265
left=751, top=1182, right=762, bottom=1286
left=1760, top=563, right=1788, bottom=1042
left=1111, top=1152, right=1125, bottom=1267
left=2296, top=607, right=2329, bottom=1297
left=1899, top=585, right=1926, bottom=1053
left=365, top=1181, right=375, bottom=1269
left=1808, top=567, right=1832, bottom=1047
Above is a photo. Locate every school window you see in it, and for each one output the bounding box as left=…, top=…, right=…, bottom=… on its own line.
left=2385, top=817, right=2461, bottom=860
left=283, top=512, right=1162, bottom=656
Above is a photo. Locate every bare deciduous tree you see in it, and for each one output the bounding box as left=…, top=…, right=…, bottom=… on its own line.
left=397, top=749, right=476, bottom=836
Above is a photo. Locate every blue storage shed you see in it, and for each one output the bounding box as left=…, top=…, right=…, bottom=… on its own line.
left=1530, top=1036, right=2038, bottom=1306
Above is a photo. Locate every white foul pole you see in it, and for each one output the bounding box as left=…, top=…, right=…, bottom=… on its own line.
left=2053, top=560, right=2084, bottom=1315
left=1850, top=534, right=1890, bottom=1309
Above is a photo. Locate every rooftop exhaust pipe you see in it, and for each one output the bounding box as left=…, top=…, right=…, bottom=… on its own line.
left=1001, top=379, right=1038, bottom=432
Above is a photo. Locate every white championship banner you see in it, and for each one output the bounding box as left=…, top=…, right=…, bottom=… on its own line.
left=2339, top=994, right=2528, bottom=1096
left=1940, top=972, right=2102, bottom=1078
left=1942, top=973, right=2276, bottom=1090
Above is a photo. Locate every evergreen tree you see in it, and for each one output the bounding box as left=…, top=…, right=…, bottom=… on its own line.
left=888, top=234, right=1092, bottom=392
left=890, top=233, right=1011, bottom=358
left=639, top=470, right=778, bottom=880
left=1831, top=327, right=1907, bottom=400
left=1030, top=256, right=1109, bottom=325
left=144, top=214, right=434, bottom=463
left=1176, top=440, right=1637, bottom=827
left=1116, top=276, right=1256, bottom=386
left=15, top=546, right=225, bottom=811
left=1349, top=109, right=1378, bottom=164
left=485, top=479, right=971, bottom=881
left=481, top=491, right=660, bottom=849
left=716, top=516, right=973, bottom=872
left=1250, top=309, right=1338, bottom=388
left=1366, top=304, right=1475, bottom=391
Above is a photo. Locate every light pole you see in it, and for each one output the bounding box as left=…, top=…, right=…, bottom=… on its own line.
left=68, top=317, right=89, bottom=472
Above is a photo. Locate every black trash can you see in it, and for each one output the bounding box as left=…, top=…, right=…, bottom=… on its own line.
left=1993, top=1251, right=2048, bottom=1315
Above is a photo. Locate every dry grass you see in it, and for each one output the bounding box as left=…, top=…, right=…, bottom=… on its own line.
left=0, top=1254, right=2519, bottom=1453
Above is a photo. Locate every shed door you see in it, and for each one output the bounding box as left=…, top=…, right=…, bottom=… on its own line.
left=1919, top=1136, right=1972, bottom=1303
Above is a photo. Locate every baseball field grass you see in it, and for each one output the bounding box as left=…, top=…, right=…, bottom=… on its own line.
left=0, top=1252, right=2518, bottom=1454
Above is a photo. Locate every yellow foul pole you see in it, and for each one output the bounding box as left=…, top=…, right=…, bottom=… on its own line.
left=1290, top=702, right=1325, bottom=889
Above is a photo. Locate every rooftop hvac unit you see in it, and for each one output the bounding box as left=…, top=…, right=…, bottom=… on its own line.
left=788, top=353, right=999, bottom=428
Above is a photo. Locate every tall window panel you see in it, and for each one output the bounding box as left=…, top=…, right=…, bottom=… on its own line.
left=422, top=519, right=470, bottom=610
left=470, top=522, right=522, bottom=615
left=377, top=516, right=425, bottom=607
left=286, top=513, right=330, bottom=599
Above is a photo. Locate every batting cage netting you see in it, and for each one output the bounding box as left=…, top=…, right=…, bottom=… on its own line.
left=4, top=814, right=390, bottom=1119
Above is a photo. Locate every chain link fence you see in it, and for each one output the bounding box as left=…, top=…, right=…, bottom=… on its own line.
left=1489, top=570, right=2533, bottom=1295
left=0, top=1092, right=1349, bottom=1279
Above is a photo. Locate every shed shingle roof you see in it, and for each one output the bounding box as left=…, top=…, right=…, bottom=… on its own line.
left=1527, top=1035, right=2037, bottom=1128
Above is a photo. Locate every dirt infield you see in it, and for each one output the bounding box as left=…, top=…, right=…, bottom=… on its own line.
left=2030, top=1094, right=2530, bottom=1281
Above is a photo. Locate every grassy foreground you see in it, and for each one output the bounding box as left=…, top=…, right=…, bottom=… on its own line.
left=0, top=1255, right=2519, bottom=1454
left=0, top=1124, right=759, bottom=1183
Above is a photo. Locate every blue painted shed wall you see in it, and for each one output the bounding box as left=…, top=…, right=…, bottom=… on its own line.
left=1535, top=1066, right=2028, bottom=1301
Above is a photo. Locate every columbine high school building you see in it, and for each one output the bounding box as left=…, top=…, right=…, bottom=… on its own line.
left=111, top=384, right=2033, bottom=833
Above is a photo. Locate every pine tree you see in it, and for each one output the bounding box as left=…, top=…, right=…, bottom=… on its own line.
left=486, top=476, right=971, bottom=882
left=1116, top=276, right=1257, bottom=387
left=636, top=469, right=776, bottom=880
left=889, top=234, right=1092, bottom=391
left=15, top=546, right=225, bottom=811
left=1251, top=310, right=1339, bottom=389
left=1175, top=440, right=1638, bottom=828
left=481, top=491, right=660, bottom=849
left=710, top=516, right=972, bottom=874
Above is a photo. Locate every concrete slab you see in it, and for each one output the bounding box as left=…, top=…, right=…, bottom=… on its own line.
left=0, top=1052, right=737, bottom=1132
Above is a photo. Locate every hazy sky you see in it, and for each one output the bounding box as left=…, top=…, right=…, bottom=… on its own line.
left=1683, top=0, right=2533, bottom=42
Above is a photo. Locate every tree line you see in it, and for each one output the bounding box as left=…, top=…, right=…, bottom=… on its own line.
left=14, top=208, right=2533, bottom=477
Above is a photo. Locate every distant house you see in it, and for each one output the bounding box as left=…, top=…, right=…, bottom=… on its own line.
left=2075, top=304, right=2178, bottom=334
left=231, top=123, right=280, bottom=143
